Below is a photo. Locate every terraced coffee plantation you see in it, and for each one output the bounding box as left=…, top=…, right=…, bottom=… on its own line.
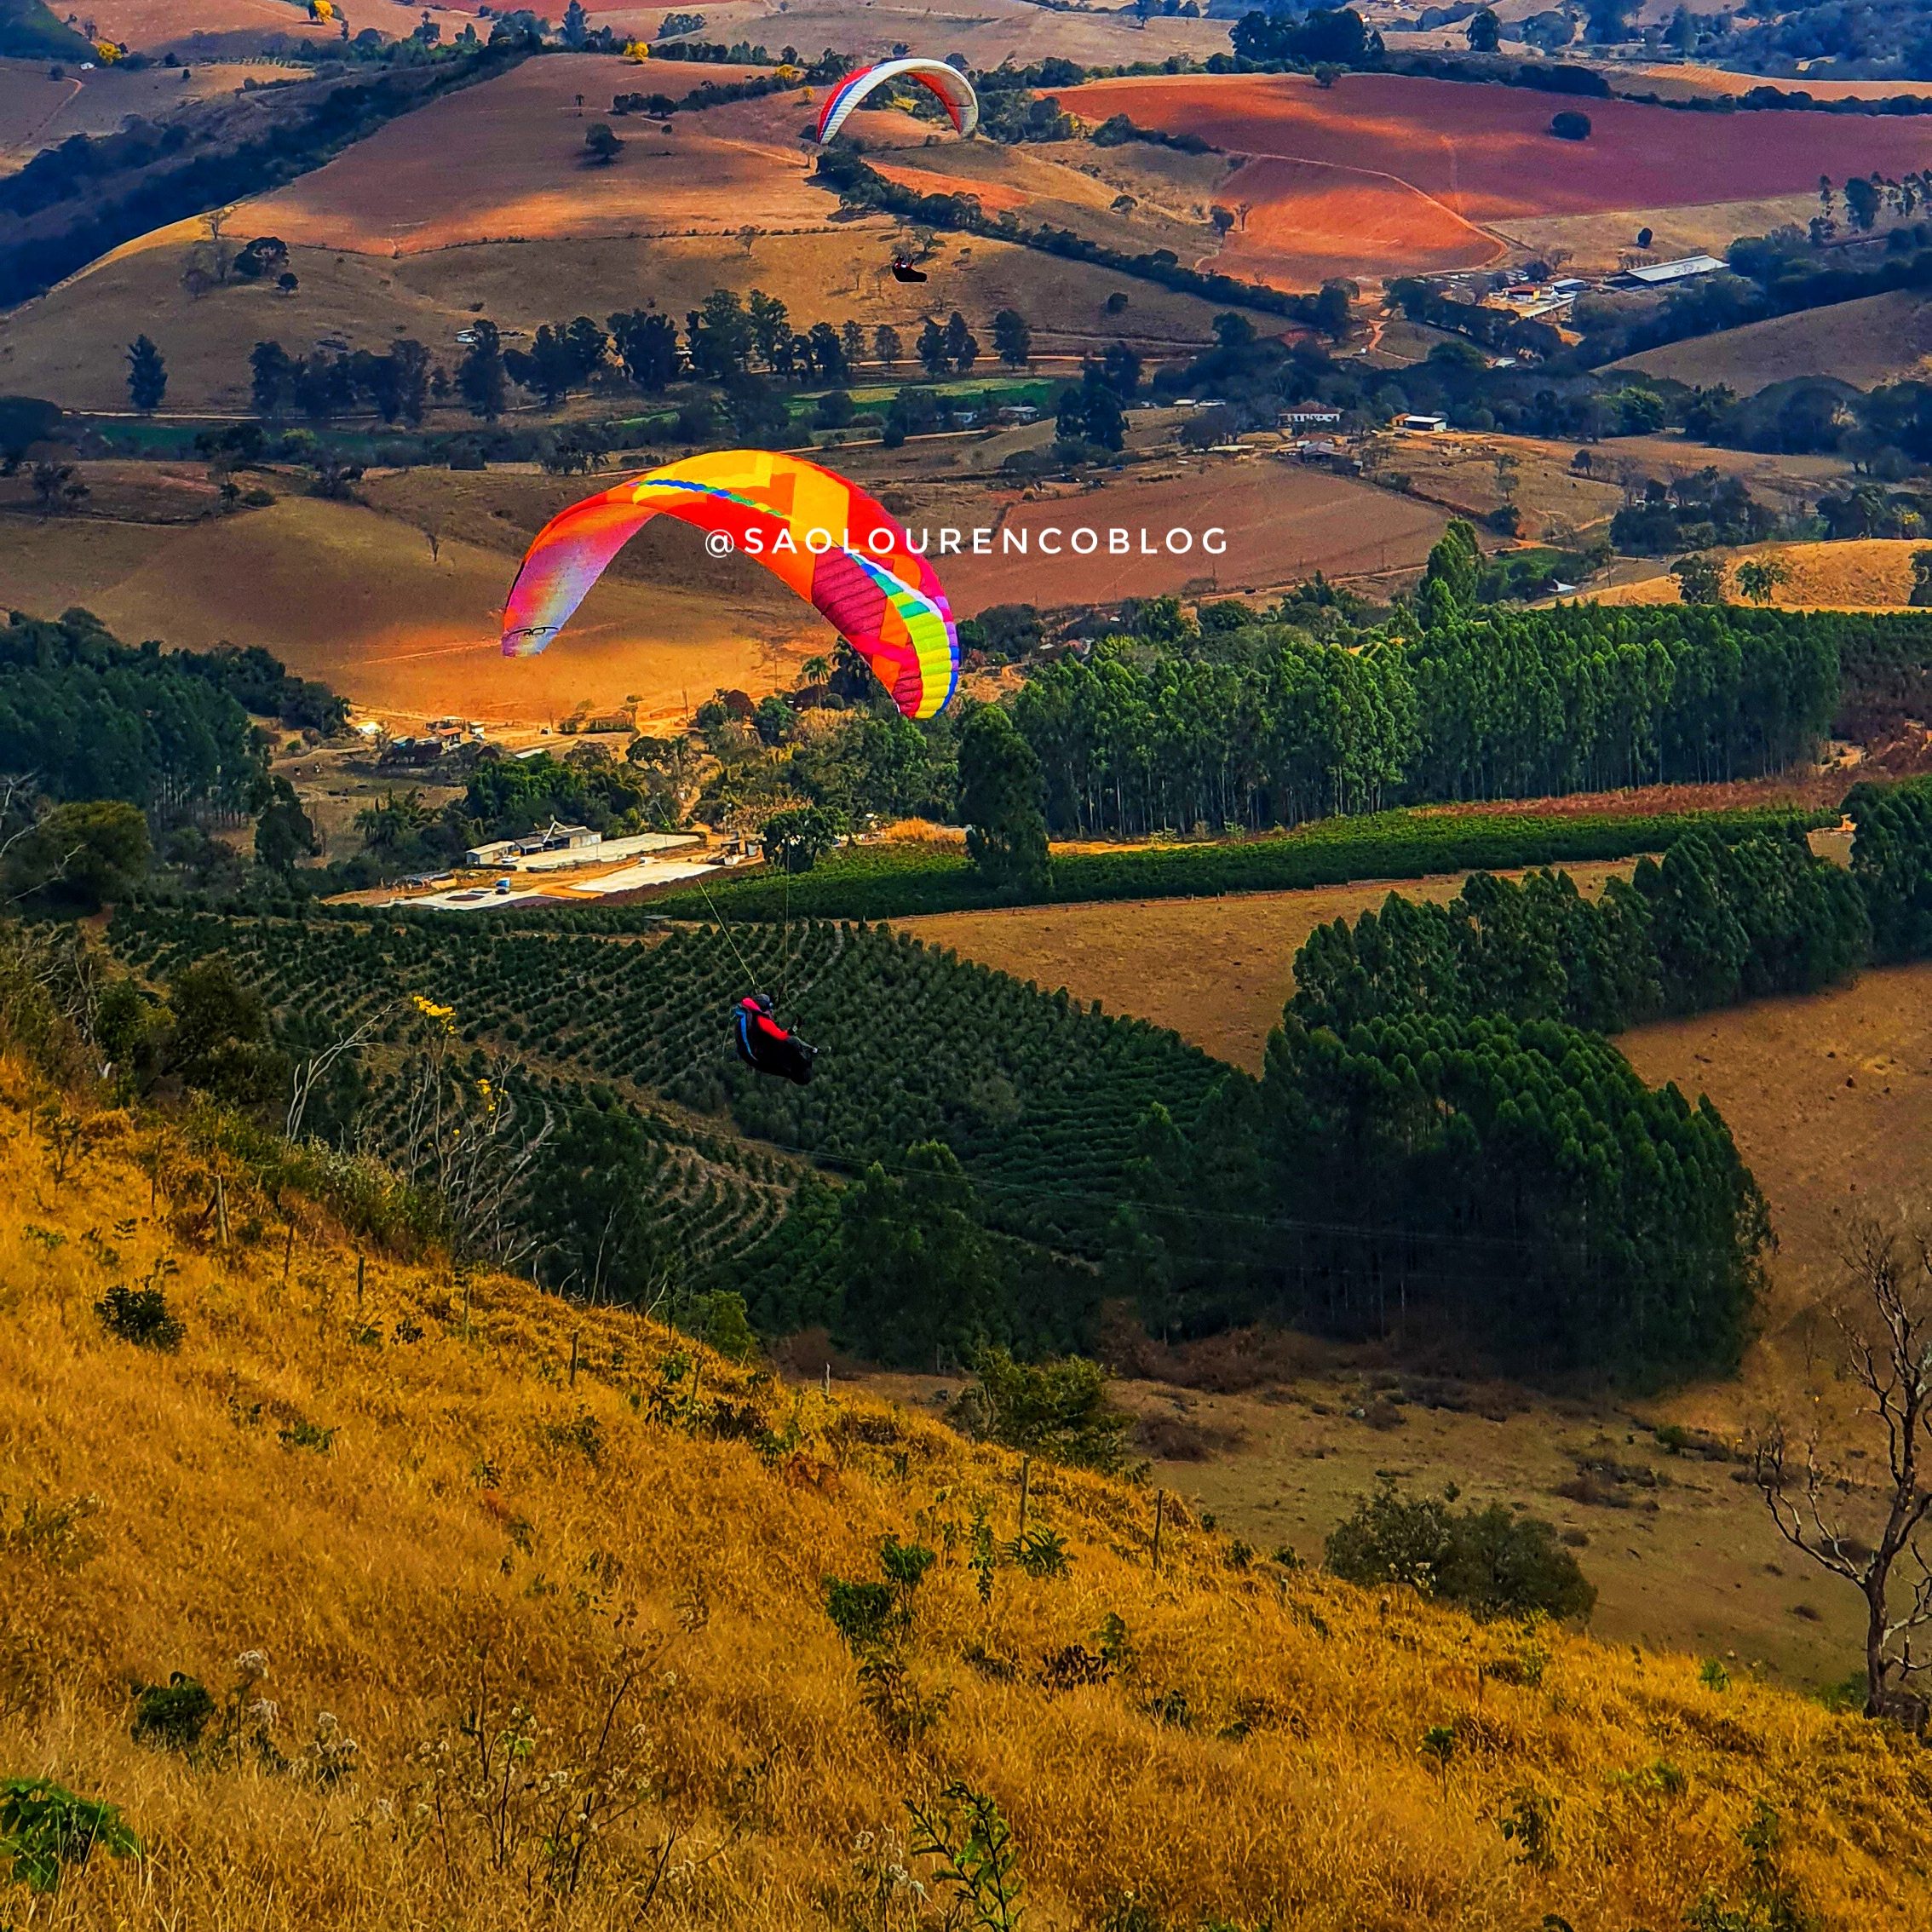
left=108, top=906, right=1228, bottom=1256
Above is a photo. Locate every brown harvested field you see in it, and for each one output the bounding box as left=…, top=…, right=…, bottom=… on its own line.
left=1585, top=539, right=1931, bottom=611
left=1378, top=428, right=1629, bottom=538
left=0, top=59, right=302, bottom=170
left=633, top=0, right=1231, bottom=71
left=85, top=0, right=479, bottom=49
left=1053, top=72, right=1932, bottom=281
left=940, top=457, right=1451, bottom=610
left=253, top=57, right=830, bottom=253
left=897, top=860, right=1636, bottom=1071
left=0, top=482, right=817, bottom=729
left=1615, top=289, right=1932, bottom=393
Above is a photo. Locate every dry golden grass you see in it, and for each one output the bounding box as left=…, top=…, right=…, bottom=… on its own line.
left=1586, top=540, right=1930, bottom=612
left=3, top=1067, right=1931, bottom=1929
left=1614, top=290, right=1932, bottom=394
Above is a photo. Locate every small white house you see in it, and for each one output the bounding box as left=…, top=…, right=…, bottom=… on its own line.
left=1399, top=411, right=1449, bottom=433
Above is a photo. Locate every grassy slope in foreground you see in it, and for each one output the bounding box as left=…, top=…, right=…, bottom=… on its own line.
left=644, top=803, right=1832, bottom=924
left=2, top=1070, right=1928, bottom=1929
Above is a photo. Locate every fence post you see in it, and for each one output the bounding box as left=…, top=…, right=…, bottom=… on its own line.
left=355, top=1253, right=365, bottom=1324
left=1152, top=1488, right=1165, bottom=1576
left=1018, top=1455, right=1031, bottom=1540
left=283, top=1222, right=295, bottom=1285
left=569, top=1330, right=581, bottom=1387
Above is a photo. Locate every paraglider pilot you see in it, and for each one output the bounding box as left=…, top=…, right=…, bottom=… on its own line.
left=733, top=994, right=817, bottom=1085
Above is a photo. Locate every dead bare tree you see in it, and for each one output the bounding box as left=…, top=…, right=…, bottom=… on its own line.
left=1753, top=1222, right=1932, bottom=1729
left=392, top=997, right=551, bottom=1268
left=285, top=1007, right=388, bottom=1144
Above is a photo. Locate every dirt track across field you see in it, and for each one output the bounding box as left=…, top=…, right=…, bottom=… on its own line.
left=1054, top=72, right=1932, bottom=282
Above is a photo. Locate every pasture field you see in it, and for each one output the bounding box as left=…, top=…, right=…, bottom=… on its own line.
left=1586, top=539, right=1932, bottom=612
left=0, top=480, right=816, bottom=729
left=12, top=1073, right=1924, bottom=1929
left=617, top=0, right=1232, bottom=70
left=0, top=55, right=304, bottom=171
left=82, top=0, right=480, bottom=52
left=1052, top=71, right=1932, bottom=283
left=1614, top=289, right=1932, bottom=393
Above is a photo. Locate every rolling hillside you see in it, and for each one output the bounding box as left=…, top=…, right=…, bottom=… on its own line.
left=2, top=1061, right=1929, bottom=1929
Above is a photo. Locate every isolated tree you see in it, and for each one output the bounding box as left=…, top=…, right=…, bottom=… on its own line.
left=873, top=324, right=903, bottom=370
left=840, top=319, right=865, bottom=370
left=457, top=319, right=509, bottom=421
left=748, top=290, right=791, bottom=371
left=1910, top=548, right=1932, bottom=607
left=31, top=461, right=86, bottom=515
left=255, top=774, right=319, bottom=875
left=958, top=704, right=1050, bottom=894
left=1210, top=204, right=1236, bottom=239
left=916, top=318, right=948, bottom=377
left=561, top=0, right=589, bottom=45
left=1467, top=5, right=1499, bottom=50
left=125, top=335, right=166, bottom=413
left=943, top=311, right=978, bottom=373
left=687, top=289, right=754, bottom=380
left=249, top=341, right=293, bottom=417
left=1313, top=279, right=1353, bottom=340
left=1670, top=552, right=1725, bottom=605
left=608, top=308, right=681, bottom=390
left=584, top=121, right=622, bottom=165
left=991, top=307, right=1032, bottom=369
left=1755, top=1226, right=1932, bottom=1727
left=1735, top=557, right=1790, bottom=605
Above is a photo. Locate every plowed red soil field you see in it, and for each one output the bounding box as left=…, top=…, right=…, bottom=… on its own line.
left=1054, top=72, right=1932, bottom=279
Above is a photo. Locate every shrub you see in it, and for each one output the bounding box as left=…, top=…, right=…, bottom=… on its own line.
left=1550, top=110, right=1591, bottom=140
left=95, top=1282, right=185, bottom=1351
left=965, top=1348, right=1135, bottom=1473
left=823, top=1578, right=896, bottom=1650
left=131, top=1673, right=215, bottom=1754
left=1325, top=1480, right=1595, bottom=1620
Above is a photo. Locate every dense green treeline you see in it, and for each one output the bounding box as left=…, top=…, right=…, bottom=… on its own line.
left=1109, top=779, right=1932, bottom=1379
left=1849, top=775, right=1932, bottom=961
left=1109, top=1011, right=1768, bottom=1381
left=1291, top=827, right=1871, bottom=1036
left=1008, top=596, right=1854, bottom=837
left=0, top=611, right=264, bottom=812
left=1294, top=779, right=1932, bottom=1037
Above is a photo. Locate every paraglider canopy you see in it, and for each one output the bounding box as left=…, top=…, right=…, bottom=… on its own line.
left=500, top=449, right=958, bottom=722
left=814, top=58, right=979, bottom=145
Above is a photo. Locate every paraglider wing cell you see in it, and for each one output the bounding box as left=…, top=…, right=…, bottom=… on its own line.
left=814, top=58, right=979, bottom=145
left=500, top=449, right=958, bottom=721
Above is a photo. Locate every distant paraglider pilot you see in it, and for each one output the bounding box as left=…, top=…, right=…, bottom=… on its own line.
left=733, top=994, right=816, bottom=1085
left=891, top=255, right=927, bottom=284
